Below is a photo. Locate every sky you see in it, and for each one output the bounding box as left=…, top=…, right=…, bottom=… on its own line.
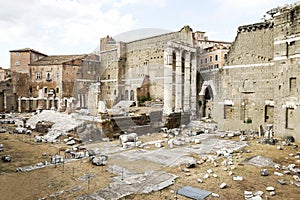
left=0, top=0, right=297, bottom=68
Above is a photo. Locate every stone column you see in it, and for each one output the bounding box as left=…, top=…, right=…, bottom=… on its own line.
left=175, top=50, right=182, bottom=112
left=183, top=51, right=191, bottom=112
left=18, top=96, right=21, bottom=113
left=3, top=93, right=6, bottom=111
left=163, top=48, right=174, bottom=115
left=190, top=52, right=197, bottom=118
left=51, top=96, right=55, bottom=110
left=46, top=98, right=50, bottom=110
left=25, top=99, right=30, bottom=111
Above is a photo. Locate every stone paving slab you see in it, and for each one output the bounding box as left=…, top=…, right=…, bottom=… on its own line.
left=78, top=170, right=177, bottom=200
left=111, top=135, right=248, bottom=167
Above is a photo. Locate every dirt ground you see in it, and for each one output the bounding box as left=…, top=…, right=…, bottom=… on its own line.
left=0, top=122, right=300, bottom=200
left=121, top=135, right=300, bottom=200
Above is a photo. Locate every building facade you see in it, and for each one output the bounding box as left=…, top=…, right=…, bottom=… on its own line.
left=98, top=26, right=198, bottom=117
left=195, top=31, right=231, bottom=71
left=200, top=2, right=300, bottom=141
left=9, top=48, right=100, bottom=112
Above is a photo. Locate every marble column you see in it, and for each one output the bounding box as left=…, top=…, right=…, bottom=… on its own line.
left=183, top=51, right=191, bottom=112
left=163, top=48, right=174, bottom=115
left=190, top=52, right=197, bottom=118
left=175, top=50, right=182, bottom=112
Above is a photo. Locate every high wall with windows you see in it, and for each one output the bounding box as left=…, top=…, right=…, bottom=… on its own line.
left=99, top=26, right=198, bottom=117
left=201, top=2, right=300, bottom=141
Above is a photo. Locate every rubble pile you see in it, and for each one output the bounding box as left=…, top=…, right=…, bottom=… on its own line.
left=26, top=110, right=84, bottom=143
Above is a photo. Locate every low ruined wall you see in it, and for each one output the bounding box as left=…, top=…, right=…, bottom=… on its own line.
left=164, top=112, right=190, bottom=129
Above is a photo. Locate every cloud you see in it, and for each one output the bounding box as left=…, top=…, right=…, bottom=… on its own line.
left=112, top=0, right=167, bottom=8
left=195, top=0, right=295, bottom=41
left=0, top=0, right=137, bottom=55
left=0, top=0, right=295, bottom=68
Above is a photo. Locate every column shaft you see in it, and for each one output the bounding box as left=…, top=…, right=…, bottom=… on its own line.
left=175, top=51, right=182, bottom=112
left=163, top=48, right=174, bottom=115
left=184, top=52, right=191, bottom=112
left=190, top=53, right=197, bottom=118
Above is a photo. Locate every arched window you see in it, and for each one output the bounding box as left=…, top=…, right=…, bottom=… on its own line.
left=130, top=90, right=134, bottom=101
left=125, top=90, right=129, bottom=100
left=46, top=72, right=51, bottom=81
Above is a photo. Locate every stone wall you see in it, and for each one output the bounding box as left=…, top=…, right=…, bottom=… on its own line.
left=99, top=49, right=119, bottom=107
left=226, top=22, right=274, bottom=66
left=123, top=27, right=194, bottom=102
left=210, top=22, right=276, bottom=132
left=216, top=64, right=276, bottom=130
left=205, top=2, right=300, bottom=141
left=272, top=4, right=300, bottom=141
left=99, top=26, right=197, bottom=113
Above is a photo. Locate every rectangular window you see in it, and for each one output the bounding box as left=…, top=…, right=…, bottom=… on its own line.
left=209, top=56, right=212, bottom=62
left=56, top=88, right=59, bottom=93
left=287, top=41, right=296, bottom=57
left=200, top=59, right=203, bottom=64
left=56, top=72, right=60, bottom=78
left=44, top=87, right=48, bottom=93
left=205, top=58, right=207, bottom=63
left=264, top=105, right=274, bottom=123
left=290, top=77, right=296, bottom=93
left=286, top=108, right=294, bottom=129
left=224, top=105, right=233, bottom=119
left=215, top=54, right=218, bottom=61
left=16, top=52, right=20, bottom=56
left=214, top=64, right=219, bottom=69
left=36, top=72, right=42, bottom=80
left=15, top=61, right=20, bottom=66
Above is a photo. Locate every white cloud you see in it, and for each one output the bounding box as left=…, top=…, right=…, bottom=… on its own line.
left=0, top=0, right=295, bottom=68
left=112, top=0, right=167, bottom=8
left=0, top=0, right=137, bottom=63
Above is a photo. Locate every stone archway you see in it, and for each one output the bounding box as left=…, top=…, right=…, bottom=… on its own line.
left=203, top=86, right=213, bottom=118
left=199, top=80, right=216, bottom=118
